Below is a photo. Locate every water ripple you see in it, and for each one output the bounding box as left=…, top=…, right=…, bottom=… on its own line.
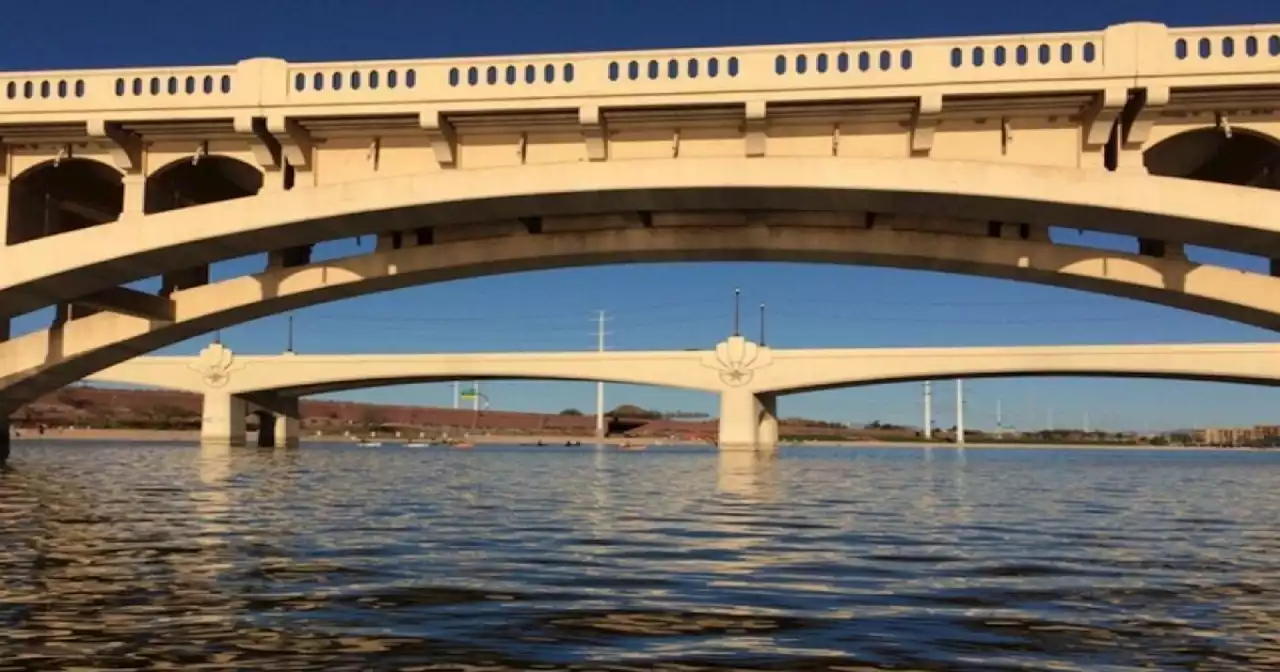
left=1, top=442, right=1278, bottom=670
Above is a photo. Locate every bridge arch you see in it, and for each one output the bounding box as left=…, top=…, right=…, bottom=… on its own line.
left=5, top=156, right=1280, bottom=317
left=5, top=157, right=124, bottom=245
left=10, top=221, right=1280, bottom=413
left=1145, top=127, right=1280, bottom=189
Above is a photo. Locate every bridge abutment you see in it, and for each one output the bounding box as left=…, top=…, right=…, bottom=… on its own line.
left=718, top=388, right=778, bottom=453
left=201, top=392, right=247, bottom=447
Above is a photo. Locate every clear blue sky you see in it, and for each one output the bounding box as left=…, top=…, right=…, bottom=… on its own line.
left=8, top=0, right=1280, bottom=432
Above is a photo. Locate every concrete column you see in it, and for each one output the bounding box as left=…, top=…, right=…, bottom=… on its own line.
left=255, top=412, right=276, bottom=448
left=122, top=173, right=145, bottom=217
left=718, top=388, right=758, bottom=450
left=718, top=388, right=777, bottom=452
left=272, top=398, right=301, bottom=449
left=201, top=392, right=246, bottom=447
left=756, top=392, right=778, bottom=454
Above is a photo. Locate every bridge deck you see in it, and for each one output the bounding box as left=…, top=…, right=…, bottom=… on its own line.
left=0, top=23, right=1277, bottom=124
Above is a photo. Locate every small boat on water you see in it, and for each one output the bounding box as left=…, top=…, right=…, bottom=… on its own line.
left=405, top=442, right=431, bottom=448
left=450, top=442, right=474, bottom=449
left=356, top=441, right=383, bottom=448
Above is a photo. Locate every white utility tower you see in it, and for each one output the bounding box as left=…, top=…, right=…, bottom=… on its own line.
left=955, top=379, right=965, bottom=445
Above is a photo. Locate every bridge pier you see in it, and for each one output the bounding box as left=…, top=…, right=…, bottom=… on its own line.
left=757, top=392, right=778, bottom=451
left=271, top=398, right=301, bottom=449
left=718, top=388, right=778, bottom=453
left=248, top=397, right=301, bottom=448
left=253, top=411, right=275, bottom=447
left=201, top=392, right=247, bottom=447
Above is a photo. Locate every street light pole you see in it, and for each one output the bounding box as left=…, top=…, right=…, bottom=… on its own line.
left=759, top=303, right=766, bottom=345
left=733, top=288, right=741, bottom=337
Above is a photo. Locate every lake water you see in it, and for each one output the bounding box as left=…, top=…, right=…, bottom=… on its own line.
left=1, top=442, right=1278, bottom=670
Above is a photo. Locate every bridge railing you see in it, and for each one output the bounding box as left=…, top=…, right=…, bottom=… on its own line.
left=1162, top=25, right=1280, bottom=76
left=0, top=22, right=1277, bottom=118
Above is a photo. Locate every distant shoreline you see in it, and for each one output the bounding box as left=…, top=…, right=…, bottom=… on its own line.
left=8, top=428, right=1269, bottom=452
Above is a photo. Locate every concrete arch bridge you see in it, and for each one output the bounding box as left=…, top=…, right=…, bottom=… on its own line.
left=2, top=20, right=1280, bottom=446
left=74, top=337, right=1280, bottom=452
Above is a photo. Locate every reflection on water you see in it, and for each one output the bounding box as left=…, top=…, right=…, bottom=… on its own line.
left=2, top=442, right=1279, bottom=670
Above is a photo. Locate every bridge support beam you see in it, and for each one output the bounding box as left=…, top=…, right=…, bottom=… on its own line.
left=201, top=392, right=247, bottom=447
left=718, top=388, right=778, bottom=453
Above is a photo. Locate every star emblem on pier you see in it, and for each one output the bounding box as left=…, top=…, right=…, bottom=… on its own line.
left=187, top=342, right=245, bottom=388
left=701, top=336, right=772, bottom=387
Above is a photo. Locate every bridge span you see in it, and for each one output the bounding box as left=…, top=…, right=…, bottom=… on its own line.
left=63, top=337, right=1280, bottom=453
left=2, top=20, right=1280, bottom=428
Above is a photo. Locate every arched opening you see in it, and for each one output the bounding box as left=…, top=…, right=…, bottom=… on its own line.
left=6, top=159, right=123, bottom=245
left=145, top=156, right=264, bottom=295
left=145, top=156, right=263, bottom=214
left=1142, top=127, right=1280, bottom=269
left=1145, top=128, right=1280, bottom=190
